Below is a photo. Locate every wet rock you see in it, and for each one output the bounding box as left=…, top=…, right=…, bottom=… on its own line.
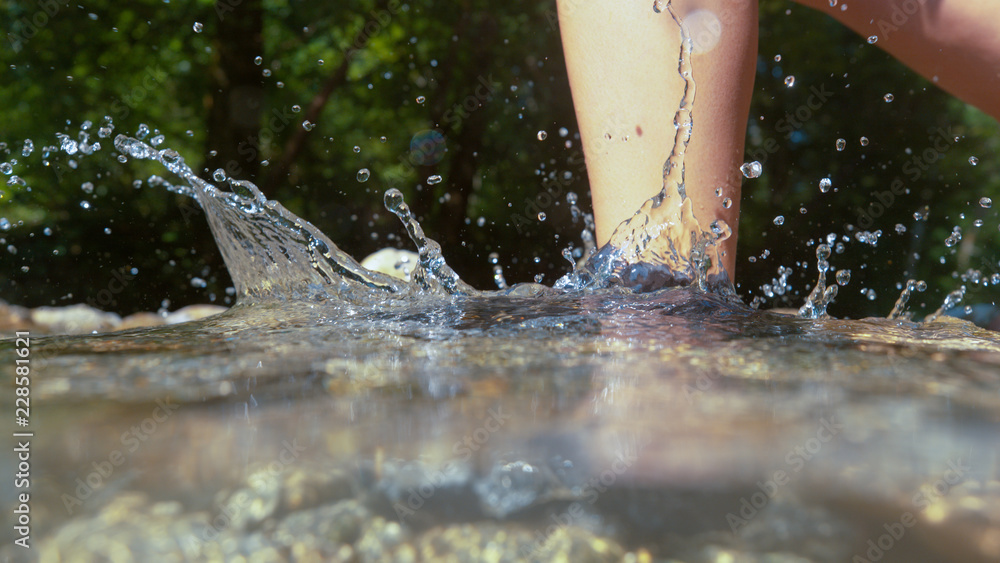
left=118, top=311, right=167, bottom=330
left=0, top=298, right=34, bottom=331
left=361, top=247, right=419, bottom=281
left=30, top=303, right=121, bottom=334
left=164, top=304, right=227, bottom=324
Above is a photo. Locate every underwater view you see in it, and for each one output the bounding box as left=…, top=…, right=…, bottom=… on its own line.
left=2, top=1, right=1000, bottom=562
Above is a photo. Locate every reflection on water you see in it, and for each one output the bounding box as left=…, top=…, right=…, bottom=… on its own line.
left=3, top=290, right=1000, bottom=562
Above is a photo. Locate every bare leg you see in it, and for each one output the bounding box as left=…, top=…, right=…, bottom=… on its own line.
left=557, top=0, right=758, bottom=279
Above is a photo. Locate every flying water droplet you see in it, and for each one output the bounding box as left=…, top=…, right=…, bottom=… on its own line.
left=380, top=136, right=387, bottom=143
left=866, top=35, right=877, bottom=44
left=835, top=138, right=846, bottom=151
left=0, top=218, right=10, bottom=231
left=819, top=177, right=832, bottom=193
left=774, top=54, right=781, bottom=62
left=537, top=130, right=547, bottom=141
left=190, top=277, right=207, bottom=288
left=913, top=206, right=929, bottom=221
left=740, top=161, right=762, bottom=178
left=302, top=120, right=315, bottom=131
left=353, top=146, right=361, bottom=154
left=415, top=96, right=426, bottom=104
left=883, top=93, right=894, bottom=102
left=21, top=140, right=33, bottom=157
left=253, top=56, right=263, bottom=65
left=969, top=156, right=979, bottom=166
left=784, top=75, right=795, bottom=87
left=192, top=22, right=203, bottom=33
left=80, top=181, right=94, bottom=194
left=859, top=136, right=869, bottom=146
left=836, top=269, right=851, bottom=286
left=773, top=215, right=785, bottom=226
left=980, top=197, right=992, bottom=208
left=0, top=163, right=12, bottom=175
left=895, top=223, right=906, bottom=234
left=213, top=168, right=227, bottom=182
left=79, top=201, right=91, bottom=210
left=291, top=105, right=301, bottom=113
left=357, top=168, right=370, bottom=182
left=427, top=174, right=442, bottom=185
left=537, top=212, right=547, bottom=221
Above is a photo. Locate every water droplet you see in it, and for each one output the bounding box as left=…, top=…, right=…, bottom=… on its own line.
left=21, top=140, right=33, bottom=157
left=0, top=218, right=9, bottom=231
left=415, top=96, right=426, bottom=104
left=913, top=206, right=929, bottom=221
left=866, top=35, right=877, bottom=44
left=380, top=136, right=387, bottom=143
left=537, top=212, right=547, bottom=221
left=773, top=215, right=785, bottom=226
left=80, top=181, right=94, bottom=194
left=537, top=130, right=547, bottom=141
left=836, top=269, right=851, bottom=286
left=104, top=227, right=111, bottom=234
left=865, top=289, right=877, bottom=301
left=427, top=174, right=443, bottom=185
left=835, top=138, right=846, bottom=151
left=262, top=69, right=271, bottom=77
left=476, top=216, right=486, bottom=227
left=79, top=201, right=91, bottom=210
left=859, top=136, right=869, bottom=146
left=136, top=123, right=150, bottom=139
left=980, top=197, right=992, bottom=208
left=740, top=161, right=762, bottom=178
left=213, top=168, right=227, bottom=182
left=974, top=219, right=984, bottom=227
left=774, top=54, right=781, bottom=62
left=253, top=56, right=263, bottom=65
left=302, top=120, right=315, bottom=131
left=652, top=0, right=666, bottom=13
left=883, top=93, right=894, bottom=102
left=722, top=198, right=732, bottom=209
left=714, top=187, right=723, bottom=197
left=799, top=206, right=807, bottom=214
left=291, top=105, right=301, bottom=113
left=190, top=277, right=207, bottom=288
left=353, top=146, right=361, bottom=154
left=784, top=75, right=795, bottom=87
left=969, top=156, right=979, bottom=166
left=895, top=223, right=907, bottom=234
left=43, top=227, right=51, bottom=236
left=357, top=168, right=370, bottom=182
left=819, top=177, right=832, bottom=193
left=0, top=163, right=12, bottom=175
left=559, top=127, right=569, bottom=137
left=192, top=22, right=203, bottom=33
left=317, top=59, right=324, bottom=65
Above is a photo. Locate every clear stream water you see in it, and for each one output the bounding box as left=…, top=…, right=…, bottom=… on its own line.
left=2, top=4, right=1000, bottom=563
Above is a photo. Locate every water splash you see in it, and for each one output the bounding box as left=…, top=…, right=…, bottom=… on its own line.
left=888, top=279, right=927, bottom=320
left=798, top=244, right=838, bottom=319
left=113, top=134, right=410, bottom=304
left=556, top=1, right=734, bottom=296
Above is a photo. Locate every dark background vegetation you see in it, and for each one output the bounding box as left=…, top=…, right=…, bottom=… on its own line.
left=1, top=0, right=997, bottom=318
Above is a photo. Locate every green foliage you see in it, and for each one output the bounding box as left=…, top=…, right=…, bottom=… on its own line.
left=0, top=0, right=996, bottom=319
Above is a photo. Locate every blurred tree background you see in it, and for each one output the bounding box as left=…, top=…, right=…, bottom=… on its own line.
left=0, top=0, right=997, bottom=318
